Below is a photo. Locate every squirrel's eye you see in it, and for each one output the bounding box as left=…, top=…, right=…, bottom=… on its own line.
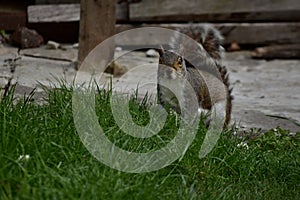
left=177, top=57, right=183, bottom=66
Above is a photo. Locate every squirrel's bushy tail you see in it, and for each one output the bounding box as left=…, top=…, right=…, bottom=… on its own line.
left=169, top=24, right=232, bottom=127
left=217, top=63, right=233, bottom=126
left=170, top=24, right=224, bottom=64
left=199, top=25, right=233, bottom=127
left=198, top=24, right=224, bottom=61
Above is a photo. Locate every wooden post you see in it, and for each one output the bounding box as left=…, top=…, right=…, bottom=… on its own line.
left=77, top=0, right=116, bottom=70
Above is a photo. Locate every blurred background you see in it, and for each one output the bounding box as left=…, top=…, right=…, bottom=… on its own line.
left=0, top=0, right=299, bottom=57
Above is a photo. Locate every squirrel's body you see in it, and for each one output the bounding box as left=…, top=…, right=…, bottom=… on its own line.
left=157, top=24, right=232, bottom=127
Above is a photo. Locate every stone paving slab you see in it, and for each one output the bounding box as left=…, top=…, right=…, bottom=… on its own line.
left=0, top=45, right=19, bottom=57
left=101, top=50, right=300, bottom=132
left=224, top=52, right=300, bottom=132
left=19, top=45, right=77, bottom=62
left=0, top=45, right=19, bottom=96
left=13, top=56, right=76, bottom=89
left=0, top=45, right=299, bottom=132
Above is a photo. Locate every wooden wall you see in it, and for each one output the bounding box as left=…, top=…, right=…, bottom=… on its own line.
left=129, top=0, right=300, bottom=22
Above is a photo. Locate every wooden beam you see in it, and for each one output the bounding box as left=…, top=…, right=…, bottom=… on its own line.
left=78, top=0, right=116, bottom=68
left=115, top=23, right=300, bottom=47
left=28, top=2, right=127, bottom=23
left=27, top=22, right=300, bottom=47
left=251, top=44, right=300, bottom=59
left=28, top=4, right=80, bottom=23
left=129, top=0, right=300, bottom=22
left=217, top=23, right=300, bottom=46
left=35, top=0, right=80, bottom=4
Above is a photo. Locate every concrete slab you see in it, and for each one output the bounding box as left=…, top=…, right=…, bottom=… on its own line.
left=19, top=45, right=77, bottom=62
left=111, top=51, right=300, bottom=132
left=234, top=110, right=300, bottom=133
left=114, top=50, right=158, bottom=76
left=1, top=45, right=299, bottom=132
left=12, top=56, right=76, bottom=90
left=224, top=52, right=300, bottom=132
left=0, top=46, right=18, bottom=56
left=0, top=45, right=19, bottom=96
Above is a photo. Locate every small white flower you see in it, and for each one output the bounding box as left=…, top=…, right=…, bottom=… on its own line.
left=115, top=46, right=122, bottom=52
left=289, top=132, right=296, bottom=137
left=237, top=142, right=249, bottom=150
left=273, top=128, right=281, bottom=137
left=170, top=110, right=176, bottom=115
left=18, top=154, right=30, bottom=161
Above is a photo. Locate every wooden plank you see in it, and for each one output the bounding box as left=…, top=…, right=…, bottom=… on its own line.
left=251, top=44, right=300, bottom=59
left=35, top=0, right=79, bottom=4
left=78, top=0, right=116, bottom=68
left=116, top=2, right=128, bottom=23
left=216, top=23, right=300, bottom=46
left=27, top=22, right=300, bottom=46
left=114, top=23, right=300, bottom=47
left=28, top=4, right=79, bottom=23
left=129, top=0, right=300, bottom=22
left=28, top=3, right=128, bottom=23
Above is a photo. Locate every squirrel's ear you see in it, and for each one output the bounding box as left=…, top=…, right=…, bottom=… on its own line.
left=178, top=44, right=184, bottom=56
left=201, top=25, right=224, bottom=60
left=157, top=45, right=165, bottom=57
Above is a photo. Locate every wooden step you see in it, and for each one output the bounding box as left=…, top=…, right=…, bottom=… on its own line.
left=115, top=23, right=300, bottom=47
left=28, top=2, right=128, bottom=23
left=129, top=0, right=300, bottom=22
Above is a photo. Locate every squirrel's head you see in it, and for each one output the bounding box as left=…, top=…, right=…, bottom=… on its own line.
left=158, top=47, right=186, bottom=78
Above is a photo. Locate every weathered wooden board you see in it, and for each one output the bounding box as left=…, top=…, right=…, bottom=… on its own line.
left=217, top=23, right=300, bottom=45
left=251, top=44, right=300, bottom=59
left=27, top=22, right=300, bottom=46
left=28, top=4, right=79, bottom=23
left=78, top=0, right=116, bottom=69
left=115, top=23, right=300, bottom=46
left=28, top=2, right=128, bottom=23
left=35, top=0, right=80, bottom=4
left=129, top=0, right=300, bottom=22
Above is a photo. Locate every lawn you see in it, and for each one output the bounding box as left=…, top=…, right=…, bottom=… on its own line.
left=0, top=84, right=299, bottom=199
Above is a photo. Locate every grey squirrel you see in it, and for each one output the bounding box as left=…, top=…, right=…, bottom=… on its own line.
left=157, top=24, right=232, bottom=128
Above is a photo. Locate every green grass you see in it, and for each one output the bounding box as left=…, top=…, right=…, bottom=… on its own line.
left=0, top=84, right=299, bottom=200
